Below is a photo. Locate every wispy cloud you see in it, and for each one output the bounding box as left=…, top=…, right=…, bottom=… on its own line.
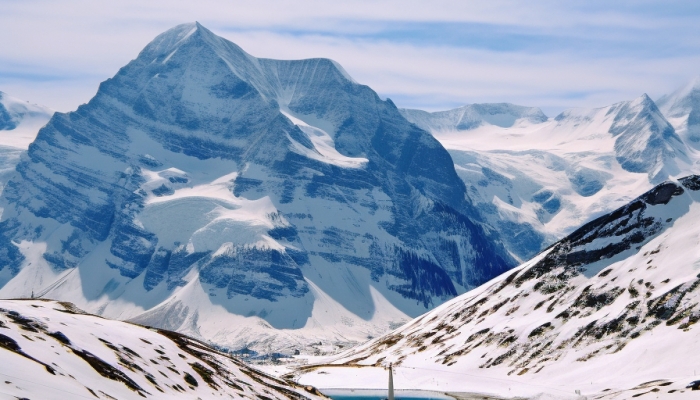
left=1, top=0, right=699, bottom=115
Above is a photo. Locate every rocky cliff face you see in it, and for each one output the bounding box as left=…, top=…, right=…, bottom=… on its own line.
left=0, top=23, right=514, bottom=353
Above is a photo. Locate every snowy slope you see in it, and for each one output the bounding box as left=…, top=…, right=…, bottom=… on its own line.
left=0, top=299, right=325, bottom=400
left=298, top=177, right=700, bottom=399
left=402, top=95, right=694, bottom=261
left=0, top=23, right=514, bottom=355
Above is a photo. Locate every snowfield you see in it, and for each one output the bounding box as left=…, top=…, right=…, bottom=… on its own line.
left=0, top=299, right=326, bottom=400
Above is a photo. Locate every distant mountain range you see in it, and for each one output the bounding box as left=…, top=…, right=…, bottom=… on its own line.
left=401, top=87, right=699, bottom=262
left=400, top=103, right=548, bottom=132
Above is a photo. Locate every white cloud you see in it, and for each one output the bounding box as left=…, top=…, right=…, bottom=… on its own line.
left=1, top=0, right=699, bottom=114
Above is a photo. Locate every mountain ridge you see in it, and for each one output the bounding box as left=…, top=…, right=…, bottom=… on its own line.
left=297, top=176, right=700, bottom=399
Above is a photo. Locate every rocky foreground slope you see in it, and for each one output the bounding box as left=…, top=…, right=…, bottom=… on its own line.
left=297, top=176, right=700, bottom=399
left=0, top=299, right=324, bottom=400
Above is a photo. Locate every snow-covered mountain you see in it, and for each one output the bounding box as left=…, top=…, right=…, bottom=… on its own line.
left=299, top=177, right=700, bottom=399
left=0, top=299, right=325, bottom=399
left=402, top=94, right=695, bottom=262
left=0, top=91, right=53, bottom=149
left=0, top=91, right=53, bottom=196
left=400, top=103, right=548, bottom=132
left=0, top=23, right=515, bottom=355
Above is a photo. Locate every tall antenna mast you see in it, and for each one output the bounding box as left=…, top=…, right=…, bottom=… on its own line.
left=388, top=363, right=394, bottom=400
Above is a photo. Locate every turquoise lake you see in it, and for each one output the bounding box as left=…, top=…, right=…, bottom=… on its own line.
left=322, top=389, right=453, bottom=400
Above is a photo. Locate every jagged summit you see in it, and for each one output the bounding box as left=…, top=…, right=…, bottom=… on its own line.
left=142, top=22, right=253, bottom=66
left=134, top=22, right=356, bottom=105
left=549, top=93, right=688, bottom=178
left=0, top=23, right=514, bottom=354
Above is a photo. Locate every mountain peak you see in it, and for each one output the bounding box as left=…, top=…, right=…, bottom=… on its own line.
left=637, top=92, right=654, bottom=105
left=137, top=21, right=250, bottom=66
left=618, top=93, right=665, bottom=120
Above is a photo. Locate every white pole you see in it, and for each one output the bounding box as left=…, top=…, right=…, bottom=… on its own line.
left=389, top=363, right=394, bottom=400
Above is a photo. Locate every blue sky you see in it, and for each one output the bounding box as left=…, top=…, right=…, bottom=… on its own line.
left=2, top=0, right=700, bottom=116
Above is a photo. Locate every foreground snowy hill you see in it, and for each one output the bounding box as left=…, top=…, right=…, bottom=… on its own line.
left=0, top=299, right=325, bottom=400
left=298, top=176, right=700, bottom=399
left=402, top=93, right=694, bottom=261
left=0, top=22, right=514, bottom=354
